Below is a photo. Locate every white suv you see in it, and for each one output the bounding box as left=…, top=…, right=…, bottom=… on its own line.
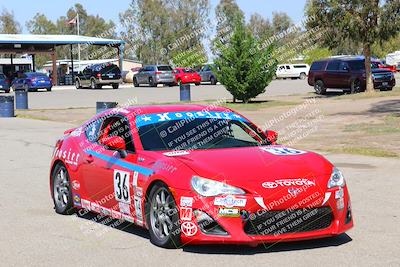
left=276, top=64, right=310, bottom=80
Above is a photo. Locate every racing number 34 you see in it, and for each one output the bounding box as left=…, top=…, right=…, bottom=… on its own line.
left=113, top=170, right=131, bottom=203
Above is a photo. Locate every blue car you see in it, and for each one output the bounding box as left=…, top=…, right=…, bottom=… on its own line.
left=0, top=73, right=10, bottom=93
left=12, top=72, right=52, bottom=92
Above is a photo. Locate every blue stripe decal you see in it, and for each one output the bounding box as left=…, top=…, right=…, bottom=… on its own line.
left=136, top=111, right=248, bottom=128
left=86, top=150, right=154, bottom=176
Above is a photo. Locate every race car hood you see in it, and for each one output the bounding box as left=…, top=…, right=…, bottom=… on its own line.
left=169, top=146, right=334, bottom=195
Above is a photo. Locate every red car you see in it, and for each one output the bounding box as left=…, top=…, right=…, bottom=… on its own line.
left=50, top=105, right=353, bottom=248
left=173, top=68, right=201, bottom=86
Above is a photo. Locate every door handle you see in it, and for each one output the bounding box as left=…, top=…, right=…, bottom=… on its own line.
left=84, top=154, right=94, bottom=164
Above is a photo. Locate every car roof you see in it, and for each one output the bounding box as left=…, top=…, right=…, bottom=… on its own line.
left=125, top=104, right=231, bottom=115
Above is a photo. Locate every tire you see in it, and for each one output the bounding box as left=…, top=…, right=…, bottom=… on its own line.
left=52, top=163, right=75, bottom=215
left=210, top=76, right=217, bottom=85
left=5, top=89, right=10, bottom=93
left=133, top=78, right=139, bottom=87
left=146, top=182, right=181, bottom=248
left=387, top=87, right=393, bottom=91
left=299, top=73, right=307, bottom=80
left=350, top=79, right=362, bottom=94
left=149, top=77, right=156, bottom=87
left=314, top=80, right=326, bottom=95
left=112, top=83, right=119, bottom=89
left=195, top=83, right=201, bottom=86
left=75, top=79, right=82, bottom=89
left=24, top=84, right=29, bottom=92
left=47, top=87, right=52, bottom=92
left=177, top=79, right=182, bottom=86
left=90, top=79, right=97, bottom=89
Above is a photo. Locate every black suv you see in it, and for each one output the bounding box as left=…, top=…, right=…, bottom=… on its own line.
left=308, top=56, right=396, bottom=94
left=75, top=63, right=122, bottom=89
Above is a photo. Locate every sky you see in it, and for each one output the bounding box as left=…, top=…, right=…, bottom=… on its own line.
left=0, top=0, right=308, bottom=33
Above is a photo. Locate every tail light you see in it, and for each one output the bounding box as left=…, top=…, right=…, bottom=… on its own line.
left=155, top=71, right=162, bottom=75
left=96, top=73, right=101, bottom=78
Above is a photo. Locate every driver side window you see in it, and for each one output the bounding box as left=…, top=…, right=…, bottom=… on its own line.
left=99, top=116, right=135, bottom=152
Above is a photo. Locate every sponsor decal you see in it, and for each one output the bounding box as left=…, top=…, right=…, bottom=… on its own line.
left=54, top=148, right=80, bottom=166
left=100, top=207, right=111, bottom=216
left=335, top=188, right=344, bottom=199
left=254, top=197, right=268, bottom=209
left=135, top=187, right=143, bottom=197
left=132, top=171, right=139, bottom=187
left=71, top=180, right=80, bottom=190
left=70, top=128, right=83, bottom=137
left=214, top=195, right=247, bottom=208
left=337, top=198, right=345, bottom=210
left=218, top=208, right=240, bottom=217
left=113, top=170, right=131, bottom=204
left=122, top=214, right=135, bottom=223
left=322, top=192, right=331, bottom=205
left=91, top=202, right=100, bottom=213
left=111, top=209, right=122, bottom=220
left=181, top=221, right=198, bottom=237
left=288, top=187, right=301, bottom=197
left=180, top=207, right=193, bottom=221
left=136, top=111, right=248, bottom=128
left=180, top=197, right=193, bottom=207
left=261, top=147, right=307, bottom=156
left=119, top=202, right=130, bottom=215
left=73, top=194, right=81, bottom=206
left=262, top=179, right=316, bottom=189
left=163, top=151, right=190, bottom=157
left=81, top=199, right=91, bottom=210
left=134, top=196, right=143, bottom=222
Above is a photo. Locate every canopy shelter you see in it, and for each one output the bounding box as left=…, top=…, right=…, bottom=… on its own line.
left=0, top=34, right=125, bottom=85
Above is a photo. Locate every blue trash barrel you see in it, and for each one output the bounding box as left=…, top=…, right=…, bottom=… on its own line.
left=15, top=90, right=28, bottom=110
left=180, top=84, right=191, bottom=101
left=0, top=96, right=15, bottom=117
left=96, top=102, right=118, bottom=114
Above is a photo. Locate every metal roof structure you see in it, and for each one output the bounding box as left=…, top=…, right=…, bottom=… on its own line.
left=0, top=34, right=124, bottom=46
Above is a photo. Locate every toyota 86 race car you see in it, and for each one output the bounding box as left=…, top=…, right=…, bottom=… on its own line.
left=50, top=104, right=353, bottom=248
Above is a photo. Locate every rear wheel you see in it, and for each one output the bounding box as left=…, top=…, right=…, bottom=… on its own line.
left=133, top=78, right=139, bottom=87
left=146, top=183, right=181, bottom=248
left=52, top=163, right=74, bottom=215
left=90, top=79, right=97, bottom=89
left=24, top=84, right=29, bottom=92
left=47, top=87, right=52, bottom=92
left=314, top=80, right=326, bottom=95
left=210, top=76, right=217, bottom=85
left=149, top=77, right=157, bottom=87
left=75, top=79, right=82, bottom=89
left=299, top=72, right=307, bottom=80
left=112, top=83, right=119, bottom=89
left=195, top=83, right=201, bottom=86
left=5, top=89, right=10, bottom=93
left=350, top=79, right=362, bottom=94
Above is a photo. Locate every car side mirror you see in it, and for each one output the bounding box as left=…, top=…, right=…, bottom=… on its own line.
left=266, top=130, right=278, bottom=144
left=101, top=136, right=127, bottom=158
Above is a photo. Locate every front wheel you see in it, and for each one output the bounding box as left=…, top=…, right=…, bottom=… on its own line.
left=47, top=87, right=52, bottom=92
left=146, top=183, right=181, bottom=248
left=210, top=76, right=217, bottom=85
left=52, top=163, right=74, bottom=215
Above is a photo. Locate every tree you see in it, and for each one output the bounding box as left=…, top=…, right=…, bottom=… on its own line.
left=306, top=0, right=400, bottom=93
left=26, top=13, right=57, bottom=34
left=214, top=18, right=277, bottom=103
left=0, top=8, right=21, bottom=34
left=272, top=12, right=293, bottom=34
left=304, top=47, right=332, bottom=65
left=248, top=13, right=273, bottom=41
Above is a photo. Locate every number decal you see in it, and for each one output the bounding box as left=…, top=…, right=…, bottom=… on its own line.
left=113, top=170, right=131, bottom=203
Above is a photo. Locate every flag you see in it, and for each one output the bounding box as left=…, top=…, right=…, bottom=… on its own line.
left=66, top=16, right=77, bottom=25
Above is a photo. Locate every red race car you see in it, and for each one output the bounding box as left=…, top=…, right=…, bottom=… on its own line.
left=50, top=105, right=353, bottom=248
left=173, top=68, right=201, bottom=86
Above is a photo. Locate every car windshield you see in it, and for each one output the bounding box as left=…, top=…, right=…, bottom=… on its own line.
left=182, top=69, right=195, bottom=73
left=136, top=111, right=267, bottom=151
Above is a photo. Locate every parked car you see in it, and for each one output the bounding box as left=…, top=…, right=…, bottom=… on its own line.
left=308, top=56, right=396, bottom=94
left=124, top=67, right=142, bottom=83
left=0, top=73, right=10, bottom=93
left=12, top=72, right=52, bottom=92
left=197, top=64, right=218, bottom=85
left=133, top=65, right=175, bottom=87
left=75, top=63, right=122, bottom=89
left=173, top=68, right=201, bottom=86
left=276, top=64, right=310, bottom=80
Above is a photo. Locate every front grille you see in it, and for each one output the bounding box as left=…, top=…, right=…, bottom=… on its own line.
left=244, top=207, right=333, bottom=236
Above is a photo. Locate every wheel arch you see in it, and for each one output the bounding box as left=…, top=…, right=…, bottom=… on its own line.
left=49, top=159, right=66, bottom=198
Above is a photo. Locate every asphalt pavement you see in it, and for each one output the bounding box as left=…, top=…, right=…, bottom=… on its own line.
left=1, top=118, right=399, bottom=267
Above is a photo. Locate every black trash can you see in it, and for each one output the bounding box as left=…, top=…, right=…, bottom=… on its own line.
left=15, top=90, right=28, bottom=110
left=96, top=102, right=118, bottom=114
left=0, top=96, right=15, bottom=117
left=180, top=84, right=191, bottom=101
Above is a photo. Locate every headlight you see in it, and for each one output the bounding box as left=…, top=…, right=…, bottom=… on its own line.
left=191, top=176, right=245, bottom=197
left=327, top=167, right=346, bottom=188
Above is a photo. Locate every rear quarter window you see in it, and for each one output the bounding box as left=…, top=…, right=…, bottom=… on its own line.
left=293, top=65, right=307, bottom=68
left=310, top=61, right=326, bottom=71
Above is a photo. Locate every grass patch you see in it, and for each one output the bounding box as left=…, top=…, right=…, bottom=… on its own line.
left=325, top=147, right=398, bottom=158
left=333, top=87, right=400, bottom=100
left=344, top=114, right=400, bottom=135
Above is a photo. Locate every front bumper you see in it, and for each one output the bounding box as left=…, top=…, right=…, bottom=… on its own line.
left=174, top=187, right=353, bottom=246
left=373, top=79, right=396, bottom=89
